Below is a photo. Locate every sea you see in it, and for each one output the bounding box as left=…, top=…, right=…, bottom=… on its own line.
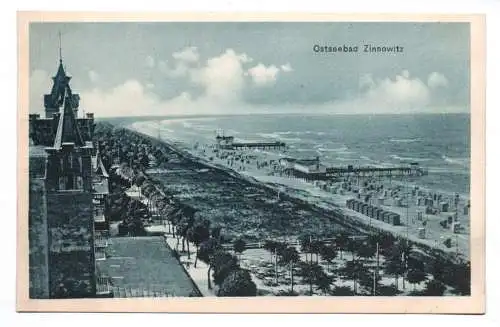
left=129, top=113, right=471, bottom=197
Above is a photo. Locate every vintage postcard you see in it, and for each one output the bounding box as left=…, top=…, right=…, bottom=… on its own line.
left=17, top=12, right=485, bottom=313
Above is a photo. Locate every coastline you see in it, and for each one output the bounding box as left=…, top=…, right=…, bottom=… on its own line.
left=125, top=124, right=470, bottom=264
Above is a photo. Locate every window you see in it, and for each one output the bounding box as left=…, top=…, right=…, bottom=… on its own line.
left=58, top=176, right=66, bottom=190
left=76, top=176, right=83, bottom=189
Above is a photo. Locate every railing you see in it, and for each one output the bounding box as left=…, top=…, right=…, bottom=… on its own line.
left=96, top=276, right=112, bottom=296
left=111, top=285, right=173, bottom=298
left=95, top=235, right=108, bottom=248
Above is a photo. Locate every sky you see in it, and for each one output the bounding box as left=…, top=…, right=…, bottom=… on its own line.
left=29, top=22, right=470, bottom=117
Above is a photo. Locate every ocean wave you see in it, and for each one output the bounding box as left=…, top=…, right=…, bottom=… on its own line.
left=257, top=132, right=281, bottom=139
left=256, top=132, right=301, bottom=142
left=271, top=130, right=328, bottom=136
left=316, top=146, right=353, bottom=154
left=427, top=166, right=469, bottom=175
left=442, top=155, right=470, bottom=167
left=389, top=138, right=420, bottom=143
left=182, top=121, right=194, bottom=129
left=389, top=154, right=432, bottom=162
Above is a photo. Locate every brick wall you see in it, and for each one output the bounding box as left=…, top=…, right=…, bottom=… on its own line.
left=46, top=191, right=96, bottom=298
left=28, top=178, right=50, bottom=299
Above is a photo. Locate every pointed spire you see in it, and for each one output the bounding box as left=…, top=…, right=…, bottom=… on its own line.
left=52, top=86, right=85, bottom=149
left=58, top=31, right=62, bottom=64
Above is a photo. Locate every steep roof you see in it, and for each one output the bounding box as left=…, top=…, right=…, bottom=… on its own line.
left=92, top=146, right=109, bottom=178
left=46, top=60, right=72, bottom=109
left=52, top=87, right=85, bottom=149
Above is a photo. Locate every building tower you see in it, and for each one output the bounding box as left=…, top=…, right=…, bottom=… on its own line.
left=43, top=85, right=97, bottom=298
left=43, top=38, right=81, bottom=119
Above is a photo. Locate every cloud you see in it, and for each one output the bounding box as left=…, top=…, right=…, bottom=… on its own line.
left=160, top=47, right=202, bottom=78
left=145, top=55, right=155, bottom=68
left=427, top=72, right=449, bottom=89
left=81, top=80, right=160, bottom=117
left=88, top=70, right=99, bottom=83
left=191, top=49, right=251, bottom=102
left=158, top=60, right=169, bottom=73
left=29, top=69, right=52, bottom=114
left=364, top=70, right=431, bottom=108
left=280, top=63, right=293, bottom=73
left=322, top=70, right=457, bottom=114
left=247, top=63, right=280, bottom=86
left=172, top=46, right=200, bottom=63
left=74, top=49, right=256, bottom=116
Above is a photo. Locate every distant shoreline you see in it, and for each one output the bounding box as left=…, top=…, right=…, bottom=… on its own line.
left=97, top=111, right=471, bottom=127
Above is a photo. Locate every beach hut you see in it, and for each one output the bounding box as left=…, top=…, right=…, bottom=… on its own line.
left=377, top=196, right=385, bottom=206
left=418, top=227, right=426, bottom=239
left=390, top=213, right=401, bottom=226
left=392, top=197, right=402, bottom=207
left=439, top=202, right=449, bottom=212
left=361, top=204, right=368, bottom=215
left=368, top=206, right=375, bottom=218
left=416, top=210, right=423, bottom=221
left=452, top=221, right=461, bottom=234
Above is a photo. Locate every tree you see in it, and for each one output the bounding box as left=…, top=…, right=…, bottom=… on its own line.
left=336, top=231, right=350, bottom=260
left=197, top=238, right=220, bottom=290
left=299, top=234, right=314, bottom=263
left=451, top=261, right=471, bottom=295
left=358, top=268, right=380, bottom=296
left=233, top=238, right=246, bottom=259
left=299, top=261, right=324, bottom=295
left=178, top=214, right=195, bottom=258
left=406, top=269, right=427, bottom=291
left=384, top=249, right=405, bottom=290
left=347, top=238, right=362, bottom=261
left=369, top=233, right=395, bottom=256
left=423, top=279, right=446, bottom=296
left=376, top=285, right=401, bottom=296
left=344, top=259, right=364, bottom=295
left=263, top=240, right=278, bottom=262
left=217, top=269, right=257, bottom=297
left=189, top=222, right=210, bottom=268
left=211, top=226, right=222, bottom=241
left=279, top=246, right=300, bottom=293
left=319, top=243, right=338, bottom=271
left=310, top=240, right=323, bottom=264
left=212, top=251, right=239, bottom=286
left=330, top=285, right=353, bottom=296
left=314, top=268, right=333, bottom=295
left=357, top=241, right=376, bottom=263
left=134, top=174, right=146, bottom=187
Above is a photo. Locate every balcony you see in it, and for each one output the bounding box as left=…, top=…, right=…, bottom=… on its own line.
left=96, top=276, right=113, bottom=297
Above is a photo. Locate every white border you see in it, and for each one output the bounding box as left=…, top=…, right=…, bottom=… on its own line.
left=3, top=0, right=500, bottom=326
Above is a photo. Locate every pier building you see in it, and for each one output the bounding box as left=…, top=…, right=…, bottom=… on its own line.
left=215, top=133, right=286, bottom=150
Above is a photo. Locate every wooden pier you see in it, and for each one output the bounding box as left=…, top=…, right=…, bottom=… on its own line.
left=231, top=141, right=286, bottom=150
left=325, top=165, right=427, bottom=178
left=285, top=163, right=427, bottom=181
left=215, top=133, right=286, bottom=150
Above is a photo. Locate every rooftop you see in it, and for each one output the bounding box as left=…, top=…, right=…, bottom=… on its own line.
left=97, top=236, right=199, bottom=297
left=29, top=145, right=48, bottom=158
